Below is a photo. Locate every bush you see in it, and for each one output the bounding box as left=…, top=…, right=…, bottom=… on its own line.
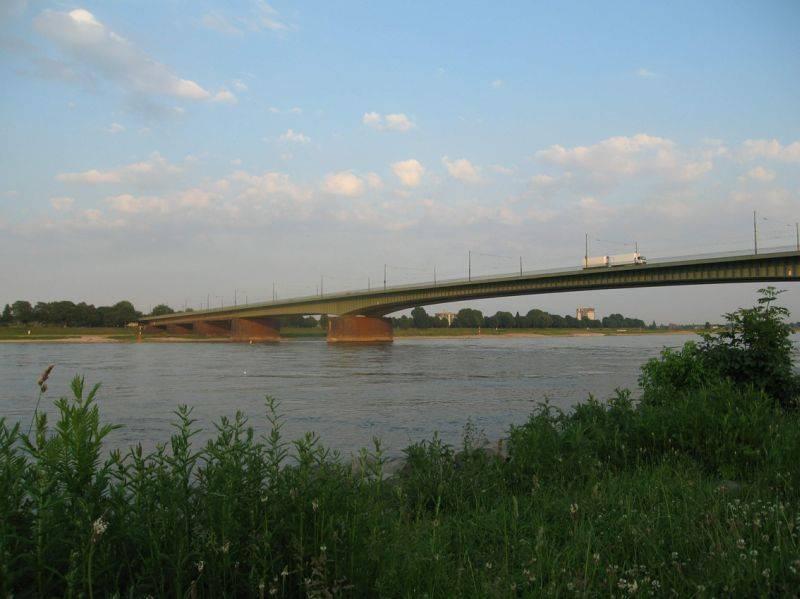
left=640, top=287, right=799, bottom=409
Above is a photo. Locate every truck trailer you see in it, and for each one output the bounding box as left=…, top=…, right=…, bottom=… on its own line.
left=584, top=252, right=646, bottom=269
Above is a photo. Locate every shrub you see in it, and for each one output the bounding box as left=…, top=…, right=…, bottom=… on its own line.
left=640, top=287, right=799, bottom=408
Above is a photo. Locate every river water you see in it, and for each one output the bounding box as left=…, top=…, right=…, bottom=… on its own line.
left=2, top=334, right=798, bottom=457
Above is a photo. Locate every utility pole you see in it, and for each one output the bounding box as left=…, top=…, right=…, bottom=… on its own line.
left=585, top=233, right=589, bottom=268
left=519, top=256, right=523, bottom=276
left=320, top=275, right=324, bottom=297
left=368, top=277, right=370, bottom=291
left=272, top=282, right=276, bottom=301
left=796, top=222, right=799, bottom=252
left=207, top=293, right=210, bottom=311
left=234, top=289, right=237, bottom=306
left=433, top=266, right=437, bottom=286
left=635, top=241, right=639, bottom=254
left=384, top=264, right=387, bottom=290
left=753, top=210, right=758, bottom=255
left=468, top=250, right=471, bottom=281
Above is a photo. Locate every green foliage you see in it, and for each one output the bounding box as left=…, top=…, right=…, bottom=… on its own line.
left=2, top=374, right=800, bottom=596
left=150, top=304, right=175, bottom=316
left=640, top=287, right=799, bottom=408
left=452, top=308, right=484, bottom=328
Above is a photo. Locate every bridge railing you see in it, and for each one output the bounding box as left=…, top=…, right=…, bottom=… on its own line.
left=151, top=245, right=799, bottom=319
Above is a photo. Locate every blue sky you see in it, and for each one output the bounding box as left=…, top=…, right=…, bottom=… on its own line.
left=1, top=0, right=799, bottom=321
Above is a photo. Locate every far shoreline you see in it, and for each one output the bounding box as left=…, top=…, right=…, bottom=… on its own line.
left=0, top=327, right=703, bottom=344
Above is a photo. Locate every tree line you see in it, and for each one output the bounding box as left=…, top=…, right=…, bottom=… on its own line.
left=0, top=300, right=141, bottom=328
left=393, top=307, right=648, bottom=329
left=1, top=300, right=648, bottom=330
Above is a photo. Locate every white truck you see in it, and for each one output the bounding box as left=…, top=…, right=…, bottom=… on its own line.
left=584, top=252, right=646, bottom=269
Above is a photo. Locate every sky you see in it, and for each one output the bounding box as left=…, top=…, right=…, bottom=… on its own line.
left=1, top=0, right=799, bottom=323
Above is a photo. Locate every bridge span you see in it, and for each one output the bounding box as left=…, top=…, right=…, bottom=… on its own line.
left=139, top=248, right=800, bottom=342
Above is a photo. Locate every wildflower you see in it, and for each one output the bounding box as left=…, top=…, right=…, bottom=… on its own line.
left=281, top=566, right=289, bottom=578
left=671, top=551, right=678, bottom=561
left=320, top=545, right=327, bottom=553
left=762, top=568, right=770, bottom=578
left=485, top=561, right=492, bottom=570
left=91, top=516, right=108, bottom=542
left=269, top=587, right=277, bottom=596
left=736, top=538, right=746, bottom=549
left=312, top=499, right=319, bottom=512
left=37, top=365, right=54, bottom=390
left=593, top=552, right=600, bottom=563
left=196, top=560, right=205, bottom=574
left=570, top=503, right=578, bottom=516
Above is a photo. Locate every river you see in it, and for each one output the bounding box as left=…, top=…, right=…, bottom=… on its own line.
left=2, top=334, right=798, bottom=457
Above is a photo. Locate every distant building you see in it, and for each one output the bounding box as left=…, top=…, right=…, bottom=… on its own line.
left=576, top=306, right=596, bottom=321
left=435, top=311, right=456, bottom=326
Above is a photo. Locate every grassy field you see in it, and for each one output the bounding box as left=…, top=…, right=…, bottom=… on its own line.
left=0, top=325, right=137, bottom=341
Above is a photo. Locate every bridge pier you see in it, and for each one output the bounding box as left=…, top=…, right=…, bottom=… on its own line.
left=166, top=323, right=193, bottom=335
left=194, top=320, right=232, bottom=338
left=327, top=315, right=393, bottom=343
left=231, top=317, right=281, bottom=342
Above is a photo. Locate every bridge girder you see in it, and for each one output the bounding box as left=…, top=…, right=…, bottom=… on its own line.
left=140, top=250, right=800, bottom=326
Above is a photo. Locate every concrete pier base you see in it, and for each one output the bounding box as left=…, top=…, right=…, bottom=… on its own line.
left=166, top=323, right=193, bottom=335
left=327, top=315, right=393, bottom=343
left=194, top=320, right=231, bottom=338
left=231, top=317, right=281, bottom=342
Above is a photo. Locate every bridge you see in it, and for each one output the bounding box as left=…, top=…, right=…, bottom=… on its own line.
left=139, top=247, right=800, bottom=342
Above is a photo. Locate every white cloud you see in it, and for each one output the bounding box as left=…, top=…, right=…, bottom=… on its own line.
left=391, top=159, right=425, bottom=187
left=200, top=2, right=287, bottom=35
left=491, top=79, right=504, bottom=88
left=364, top=172, right=383, bottom=189
left=57, top=152, right=182, bottom=187
left=34, top=9, right=216, bottom=103
left=107, top=193, right=168, bottom=214
left=232, top=171, right=311, bottom=202
left=232, top=79, right=248, bottom=92
left=635, top=67, right=656, bottom=78
left=279, top=129, right=310, bottom=144
left=530, top=174, right=557, bottom=187
left=212, top=89, right=237, bottom=104
left=740, top=139, right=800, bottom=163
left=535, top=133, right=711, bottom=182
left=321, top=171, right=365, bottom=197
left=744, top=166, right=776, bottom=182
left=50, top=196, right=74, bottom=211
left=491, top=164, right=515, bottom=175
left=105, top=122, right=125, bottom=134
left=442, top=156, right=482, bottom=183
left=363, top=112, right=415, bottom=132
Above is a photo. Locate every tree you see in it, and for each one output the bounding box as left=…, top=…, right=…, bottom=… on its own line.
left=0, top=304, right=11, bottom=325
left=319, top=314, right=329, bottom=329
left=151, top=304, right=175, bottom=316
left=525, top=309, right=552, bottom=328
left=452, top=308, right=483, bottom=328
left=411, top=306, right=432, bottom=328
left=11, top=300, right=33, bottom=324
left=494, top=311, right=515, bottom=328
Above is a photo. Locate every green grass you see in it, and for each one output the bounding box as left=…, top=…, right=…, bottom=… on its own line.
left=1, top=377, right=799, bottom=597
left=0, top=325, right=136, bottom=341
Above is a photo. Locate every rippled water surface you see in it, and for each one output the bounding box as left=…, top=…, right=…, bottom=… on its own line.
left=2, top=334, right=798, bottom=456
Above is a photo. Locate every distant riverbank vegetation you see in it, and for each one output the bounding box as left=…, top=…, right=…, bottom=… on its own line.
left=393, top=306, right=648, bottom=330
left=1, top=289, right=799, bottom=595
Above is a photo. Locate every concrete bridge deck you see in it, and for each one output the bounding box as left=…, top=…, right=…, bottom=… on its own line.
left=139, top=247, right=800, bottom=342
